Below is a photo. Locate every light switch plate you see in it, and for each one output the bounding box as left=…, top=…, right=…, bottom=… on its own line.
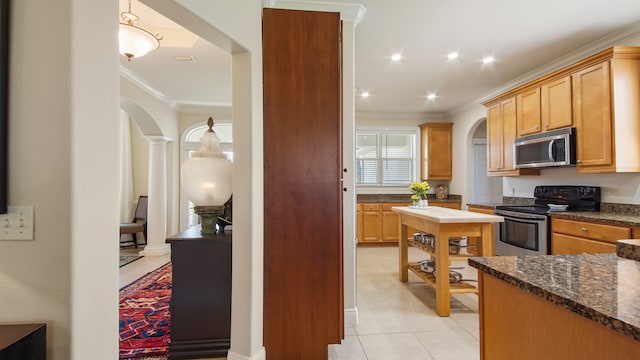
left=0, top=206, right=35, bottom=240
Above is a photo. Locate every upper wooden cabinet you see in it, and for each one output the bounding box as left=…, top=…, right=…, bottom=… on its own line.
left=419, top=122, right=453, bottom=180
left=486, top=98, right=539, bottom=177
left=541, top=76, right=572, bottom=131
left=484, top=46, right=640, bottom=175
left=516, top=87, right=541, bottom=136
left=572, top=48, right=640, bottom=173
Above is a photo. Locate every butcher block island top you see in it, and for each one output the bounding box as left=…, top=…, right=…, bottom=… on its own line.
left=392, top=206, right=503, bottom=317
left=392, top=205, right=504, bottom=223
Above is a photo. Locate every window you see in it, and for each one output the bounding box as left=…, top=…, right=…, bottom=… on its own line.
left=356, top=130, right=416, bottom=186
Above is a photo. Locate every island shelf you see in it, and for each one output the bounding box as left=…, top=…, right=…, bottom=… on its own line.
left=393, top=206, right=503, bottom=316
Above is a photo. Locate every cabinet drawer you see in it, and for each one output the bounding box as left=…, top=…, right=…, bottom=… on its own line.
left=551, top=233, right=616, bottom=255
left=552, top=218, right=630, bottom=244
left=362, top=203, right=381, bottom=211
left=382, top=203, right=405, bottom=211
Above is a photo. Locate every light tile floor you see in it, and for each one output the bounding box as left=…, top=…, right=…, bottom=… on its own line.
left=119, top=245, right=480, bottom=359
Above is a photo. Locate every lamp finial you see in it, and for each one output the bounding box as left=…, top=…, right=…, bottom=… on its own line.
left=207, top=117, right=214, bottom=132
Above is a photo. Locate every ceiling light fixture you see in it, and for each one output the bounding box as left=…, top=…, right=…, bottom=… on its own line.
left=426, top=93, right=436, bottom=100
left=391, top=53, right=402, bottom=61
left=119, top=0, right=163, bottom=61
left=447, top=52, right=459, bottom=60
left=361, top=91, right=370, bottom=98
left=482, top=56, right=495, bottom=64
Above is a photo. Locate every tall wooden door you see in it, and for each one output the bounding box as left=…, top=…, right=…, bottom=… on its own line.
left=263, top=8, right=343, bottom=360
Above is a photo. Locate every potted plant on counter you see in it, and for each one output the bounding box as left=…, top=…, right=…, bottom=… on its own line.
left=409, top=181, right=430, bottom=207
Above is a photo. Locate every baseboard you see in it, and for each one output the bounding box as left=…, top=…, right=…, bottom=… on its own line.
left=344, top=307, right=359, bottom=327
left=227, top=347, right=266, bottom=360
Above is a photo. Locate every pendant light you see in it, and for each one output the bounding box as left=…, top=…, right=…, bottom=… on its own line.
left=119, top=0, right=163, bottom=61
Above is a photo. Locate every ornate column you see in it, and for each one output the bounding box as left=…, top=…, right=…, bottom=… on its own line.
left=139, top=136, right=171, bottom=256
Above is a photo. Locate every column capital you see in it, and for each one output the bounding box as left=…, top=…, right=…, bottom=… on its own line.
left=144, top=135, right=173, bottom=143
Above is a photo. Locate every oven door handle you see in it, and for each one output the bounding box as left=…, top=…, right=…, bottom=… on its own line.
left=494, top=209, right=547, bottom=221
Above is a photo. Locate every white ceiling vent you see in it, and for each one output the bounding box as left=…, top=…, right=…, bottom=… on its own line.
left=174, top=55, right=196, bottom=62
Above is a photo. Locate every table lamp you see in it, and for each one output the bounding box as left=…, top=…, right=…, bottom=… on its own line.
left=181, top=117, right=232, bottom=235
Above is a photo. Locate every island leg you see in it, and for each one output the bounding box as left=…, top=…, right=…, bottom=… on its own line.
left=435, top=228, right=450, bottom=317
left=480, top=223, right=494, bottom=256
left=398, top=217, right=408, bottom=282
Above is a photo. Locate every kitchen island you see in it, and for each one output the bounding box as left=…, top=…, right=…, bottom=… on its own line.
left=469, top=253, right=640, bottom=359
left=392, top=206, right=503, bottom=316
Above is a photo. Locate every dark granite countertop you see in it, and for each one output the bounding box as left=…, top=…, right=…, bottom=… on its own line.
left=469, top=253, right=640, bottom=342
left=549, top=211, right=640, bottom=228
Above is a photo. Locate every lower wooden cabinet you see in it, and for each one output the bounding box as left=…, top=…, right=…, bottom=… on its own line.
left=357, top=201, right=461, bottom=245
left=551, top=218, right=631, bottom=255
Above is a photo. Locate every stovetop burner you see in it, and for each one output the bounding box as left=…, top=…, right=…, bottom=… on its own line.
left=496, top=185, right=601, bottom=215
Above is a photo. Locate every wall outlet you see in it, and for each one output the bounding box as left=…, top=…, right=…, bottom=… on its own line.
left=0, top=206, right=35, bottom=240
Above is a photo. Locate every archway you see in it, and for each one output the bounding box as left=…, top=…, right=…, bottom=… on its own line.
left=466, top=117, right=501, bottom=204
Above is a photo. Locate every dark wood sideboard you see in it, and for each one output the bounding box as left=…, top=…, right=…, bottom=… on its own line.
left=166, top=227, right=231, bottom=359
left=0, top=323, right=46, bottom=360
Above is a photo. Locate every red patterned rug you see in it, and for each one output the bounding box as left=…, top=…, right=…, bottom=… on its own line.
left=119, top=262, right=172, bottom=359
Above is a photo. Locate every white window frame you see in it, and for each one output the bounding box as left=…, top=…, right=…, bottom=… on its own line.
left=355, top=126, right=420, bottom=193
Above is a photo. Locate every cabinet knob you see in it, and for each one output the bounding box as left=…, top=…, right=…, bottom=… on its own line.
left=343, top=187, right=347, bottom=192
left=535, top=125, right=539, bottom=129
left=581, top=227, right=588, bottom=231
left=544, top=124, right=549, bottom=128
left=576, top=159, right=582, bottom=163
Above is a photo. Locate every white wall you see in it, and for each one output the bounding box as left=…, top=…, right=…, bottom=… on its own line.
left=0, top=0, right=120, bottom=359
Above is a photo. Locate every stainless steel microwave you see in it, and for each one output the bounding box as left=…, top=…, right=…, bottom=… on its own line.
left=514, top=127, right=576, bottom=168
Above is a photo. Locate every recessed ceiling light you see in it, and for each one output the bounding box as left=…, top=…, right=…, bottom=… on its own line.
left=426, top=93, right=436, bottom=100
left=482, top=56, right=495, bottom=64
left=361, top=91, right=370, bottom=98
left=391, top=53, right=402, bottom=61
left=447, top=52, right=459, bottom=60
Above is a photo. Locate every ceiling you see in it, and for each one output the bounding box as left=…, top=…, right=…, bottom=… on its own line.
left=120, top=0, right=640, bottom=115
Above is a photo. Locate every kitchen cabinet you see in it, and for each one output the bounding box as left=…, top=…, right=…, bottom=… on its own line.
left=361, top=203, right=382, bottom=243
left=484, top=46, right=640, bottom=175
left=515, top=76, right=573, bottom=137
left=357, top=201, right=461, bottom=244
left=356, top=203, right=363, bottom=242
left=476, top=270, right=640, bottom=359
left=466, top=205, right=495, bottom=256
left=516, top=87, right=541, bottom=136
left=551, top=218, right=631, bottom=255
left=486, top=98, right=539, bottom=177
left=419, top=122, right=453, bottom=180
left=572, top=48, right=640, bottom=173
left=541, top=75, right=572, bottom=131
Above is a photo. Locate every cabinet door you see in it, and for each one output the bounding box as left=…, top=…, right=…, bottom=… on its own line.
left=381, top=204, right=400, bottom=242
left=356, top=203, right=363, bottom=243
left=486, top=103, right=503, bottom=172
left=573, top=61, right=614, bottom=172
left=551, top=233, right=616, bottom=255
left=516, top=87, right=541, bottom=136
left=501, top=98, right=517, bottom=172
left=541, top=76, right=572, bottom=131
left=420, top=123, right=453, bottom=180
left=361, top=203, right=381, bottom=242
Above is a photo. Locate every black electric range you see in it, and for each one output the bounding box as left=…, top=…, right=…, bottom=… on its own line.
left=493, top=186, right=601, bottom=256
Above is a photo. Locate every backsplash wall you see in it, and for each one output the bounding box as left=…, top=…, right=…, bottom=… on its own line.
left=504, top=167, right=640, bottom=204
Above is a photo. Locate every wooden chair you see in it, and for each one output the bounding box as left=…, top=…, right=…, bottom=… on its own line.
left=119, top=196, right=148, bottom=248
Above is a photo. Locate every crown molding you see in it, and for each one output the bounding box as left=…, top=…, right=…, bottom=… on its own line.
left=266, top=0, right=366, bottom=25
left=478, top=22, right=640, bottom=105
left=174, top=102, right=233, bottom=116
left=356, top=111, right=446, bottom=122
left=120, top=65, right=174, bottom=106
